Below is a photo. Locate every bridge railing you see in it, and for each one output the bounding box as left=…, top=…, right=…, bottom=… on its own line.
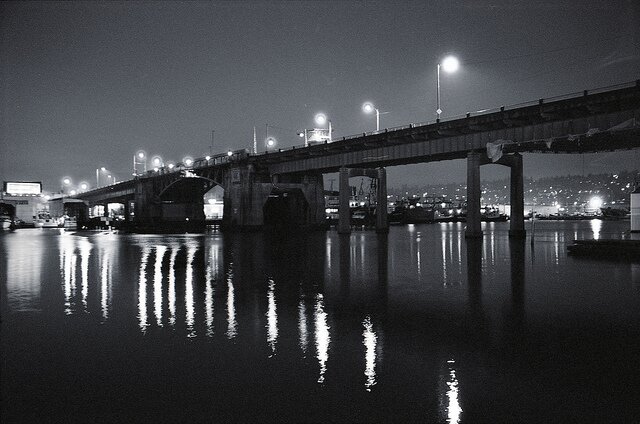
left=248, top=80, right=638, bottom=157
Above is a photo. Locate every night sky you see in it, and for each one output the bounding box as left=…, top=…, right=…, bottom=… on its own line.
left=1, top=1, right=639, bottom=192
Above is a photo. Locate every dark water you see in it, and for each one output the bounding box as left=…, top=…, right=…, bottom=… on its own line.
left=2, top=221, right=639, bottom=423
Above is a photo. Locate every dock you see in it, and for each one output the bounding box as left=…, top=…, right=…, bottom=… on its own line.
left=567, top=239, right=640, bottom=260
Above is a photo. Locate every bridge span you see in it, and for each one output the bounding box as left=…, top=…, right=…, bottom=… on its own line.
left=75, top=81, right=640, bottom=236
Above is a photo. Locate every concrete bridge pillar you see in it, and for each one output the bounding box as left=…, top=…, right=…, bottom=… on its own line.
left=376, top=167, right=388, bottom=233
left=509, top=153, right=525, bottom=238
left=338, top=167, right=351, bottom=234
left=466, top=151, right=483, bottom=238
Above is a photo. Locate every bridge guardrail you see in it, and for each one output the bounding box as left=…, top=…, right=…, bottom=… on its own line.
left=246, top=80, right=638, bottom=157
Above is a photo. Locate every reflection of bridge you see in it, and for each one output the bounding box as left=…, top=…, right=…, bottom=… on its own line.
left=76, top=81, right=640, bottom=236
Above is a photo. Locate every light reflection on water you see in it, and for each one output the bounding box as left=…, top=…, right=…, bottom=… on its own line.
left=2, top=220, right=639, bottom=422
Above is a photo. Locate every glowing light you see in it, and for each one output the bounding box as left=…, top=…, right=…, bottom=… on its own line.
left=151, top=156, right=163, bottom=167
left=167, top=162, right=175, bottom=169
left=205, top=155, right=211, bottom=161
left=79, top=182, right=88, bottom=191
left=69, top=189, right=77, bottom=196
left=62, top=177, right=71, bottom=185
left=154, top=246, right=167, bottom=326
left=315, top=113, right=327, bottom=126
left=298, top=299, right=308, bottom=354
left=589, top=196, right=603, bottom=209
left=266, top=279, right=278, bottom=356
left=441, top=55, right=460, bottom=73
left=137, top=151, right=145, bottom=159
left=227, top=150, right=233, bottom=156
left=183, top=157, right=194, bottom=167
left=138, top=248, right=150, bottom=333
left=363, top=315, right=377, bottom=391
left=226, top=267, right=237, bottom=339
left=315, top=294, right=330, bottom=384
left=185, top=246, right=196, bottom=337
left=362, top=102, right=375, bottom=114
left=445, top=360, right=462, bottom=424
left=266, top=137, right=276, bottom=148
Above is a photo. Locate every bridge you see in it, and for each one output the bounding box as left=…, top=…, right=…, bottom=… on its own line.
left=75, top=81, right=640, bottom=237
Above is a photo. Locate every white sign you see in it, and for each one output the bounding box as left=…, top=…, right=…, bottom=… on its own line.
left=5, top=182, right=42, bottom=196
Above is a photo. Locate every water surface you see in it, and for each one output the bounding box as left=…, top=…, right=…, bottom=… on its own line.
left=2, top=221, right=639, bottom=422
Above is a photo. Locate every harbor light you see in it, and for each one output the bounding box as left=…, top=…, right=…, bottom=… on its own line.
left=266, top=137, right=276, bottom=148
left=227, top=150, right=233, bottom=156
left=183, top=157, right=194, bottom=167
left=167, top=162, right=175, bottom=170
left=151, top=156, right=163, bottom=168
left=315, top=113, right=327, bottom=126
left=62, top=177, right=71, bottom=186
left=79, top=182, right=88, bottom=191
left=137, top=151, right=145, bottom=160
left=589, top=196, right=603, bottom=210
left=205, top=155, right=211, bottom=161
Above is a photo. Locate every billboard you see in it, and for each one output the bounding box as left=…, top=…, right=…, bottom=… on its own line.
left=4, top=181, right=42, bottom=196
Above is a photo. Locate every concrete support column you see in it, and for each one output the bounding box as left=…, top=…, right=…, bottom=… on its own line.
left=509, top=153, right=526, bottom=238
left=124, top=200, right=131, bottom=222
left=466, top=151, right=483, bottom=238
left=376, top=167, right=388, bottom=233
left=338, top=167, right=351, bottom=234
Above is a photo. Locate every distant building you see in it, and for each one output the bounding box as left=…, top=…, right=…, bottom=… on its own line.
left=1, top=181, right=49, bottom=225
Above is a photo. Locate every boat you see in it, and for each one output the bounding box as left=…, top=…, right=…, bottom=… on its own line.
left=388, top=197, right=435, bottom=224
left=34, top=211, right=59, bottom=228
left=481, top=207, right=509, bottom=222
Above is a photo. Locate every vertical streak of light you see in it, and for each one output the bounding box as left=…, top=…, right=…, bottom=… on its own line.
left=79, top=240, right=91, bottom=311
left=363, top=315, right=377, bottom=391
left=138, top=248, right=150, bottom=333
left=101, top=250, right=109, bottom=321
left=185, top=246, right=196, bottom=337
left=446, top=360, right=462, bottom=424
left=298, top=298, right=308, bottom=354
left=490, top=231, right=496, bottom=267
left=226, top=265, right=237, bottom=339
left=457, top=230, right=463, bottom=278
left=70, top=253, right=77, bottom=300
left=205, top=257, right=214, bottom=337
left=554, top=232, right=560, bottom=265
left=62, top=238, right=73, bottom=315
left=266, top=278, right=278, bottom=356
left=154, top=246, right=167, bottom=327
left=168, top=247, right=178, bottom=327
left=315, top=294, right=330, bottom=384
left=442, top=233, right=447, bottom=286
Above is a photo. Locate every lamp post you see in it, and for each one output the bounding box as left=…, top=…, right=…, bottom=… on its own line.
left=362, top=102, right=380, bottom=131
left=183, top=156, right=194, bottom=168
left=133, top=151, right=146, bottom=176
left=436, top=55, right=460, bottom=120
left=315, top=113, right=332, bottom=142
left=62, top=177, right=72, bottom=194
left=266, top=136, right=277, bottom=151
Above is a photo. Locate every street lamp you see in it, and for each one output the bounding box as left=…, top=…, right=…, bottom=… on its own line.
left=61, top=177, right=72, bottom=194
left=79, top=182, right=89, bottom=191
left=436, top=55, right=460, bottom=120
left=151, top=155, right=163, bottom=171
left=134, top=150, right=147, bottom=175
left=315, top=113, right=332, bottom=141
left=183, top=156, right=194, bottom=167
left=266, top=136, right=277, bottom=150
left=362, top=102, right=380, bottom=131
